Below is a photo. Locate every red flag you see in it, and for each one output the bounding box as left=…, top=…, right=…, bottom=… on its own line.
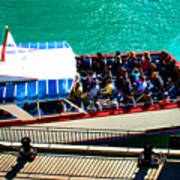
left=1, top=25, right=9, bottom=62
left=1, top=25, right=16, bottom=62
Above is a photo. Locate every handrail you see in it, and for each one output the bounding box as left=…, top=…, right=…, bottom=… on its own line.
left=0, top=126, right=180, bottom=149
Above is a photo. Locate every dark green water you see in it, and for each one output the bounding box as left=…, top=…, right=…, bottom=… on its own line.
left=0, top=0, right=180, bottom=60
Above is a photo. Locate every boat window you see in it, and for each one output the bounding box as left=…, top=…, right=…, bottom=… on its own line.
left=0, top=109, right=16, bottom=120
left=39, top=101, right=59, bottom=115
left=39, top=100, right=79, bottom=116
left=18, top=102, right=38, bottom=117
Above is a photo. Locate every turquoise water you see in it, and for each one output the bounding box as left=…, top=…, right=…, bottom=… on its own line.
left=0, top=0, right=180, bottom=60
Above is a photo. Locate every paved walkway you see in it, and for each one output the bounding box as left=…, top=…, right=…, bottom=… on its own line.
left=32, top=108, right=180, bottom=131
left=0, top=152, right=164, bottom=180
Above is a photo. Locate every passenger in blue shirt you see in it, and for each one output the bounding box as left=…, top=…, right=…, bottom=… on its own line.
left=125, top=51, right=139, bottom=72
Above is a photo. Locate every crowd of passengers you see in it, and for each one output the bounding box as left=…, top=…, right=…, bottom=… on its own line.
left=68, top=50, right=180, bottom=112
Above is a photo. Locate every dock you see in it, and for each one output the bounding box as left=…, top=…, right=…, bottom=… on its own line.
left=0, top=152, right=165, bottom=180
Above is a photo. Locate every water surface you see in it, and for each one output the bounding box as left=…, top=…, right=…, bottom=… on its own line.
left=0, top=0, right=180, bottom=60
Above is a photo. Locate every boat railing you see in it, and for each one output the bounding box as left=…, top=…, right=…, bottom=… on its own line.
left=75, top=52, right=162, bottom=70
left=17, top=41, right=70, bottom=50
left=0, top=126, right=179, bottom=149
left=0, top=97, right=178, bottom=122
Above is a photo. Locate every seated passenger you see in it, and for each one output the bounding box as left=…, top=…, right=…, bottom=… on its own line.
left=100, top=78, right=114, bottom=99
left=57, top=100, right=66, bottom=113
left=166, top=57, right=178, bottom=82
left=101, top=97, right=118, bottom=110
left=146, top=63, right=158, bottom=78
left=131, top=67, right=141, bottom=82
left=140, top=51, right=151, bottom=73
left=66, top=103, right=78, bottom=112
left=23, top=102, right=38, bottom=117
left=150, top=72, right=164, bottom=91
left=173, top=82, right=180, bottom=99
left=115, top=68, right=128, bottom=90
left=77, top=55, right=91, bottom=73
left=95, top=52, right=105, bottom=75
left=121, top=79, right=132, bottom=96
left=136, top=89, right=153, bottom=106
left=116, top=90, right=126, bottom=107
left=68, top=82, right=82, bottom=106
left=97, top=66, right=111, bottom=89
left=159, top=50, right=169, bottom=62
left=80, top=71, right=89, bottom=92
left=123, top=92, right=134, bottom=107
left=124, top=51, right=139, bottom=71
left=89, top=82, right=100, bottom=100
left=136, top=75, right=147, bottom=93
left=81, top=91, right=90, bottom=110
left=112, top=51, right=123, bottom=76
left=153, top=88, right=166, bottom=103
left=160, top=91, right=170, bottom=106
left=87, top=96, right=102, bottom=112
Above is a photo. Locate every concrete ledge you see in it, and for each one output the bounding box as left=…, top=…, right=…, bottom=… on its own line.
left=1, top=141, right=180, bottom=158
left=0, top=172, right=106, bottom=180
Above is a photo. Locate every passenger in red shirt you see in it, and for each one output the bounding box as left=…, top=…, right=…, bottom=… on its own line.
left=140, top=51, right=151, bottom=72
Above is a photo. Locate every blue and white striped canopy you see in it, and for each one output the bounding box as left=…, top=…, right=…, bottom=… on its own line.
left=0, top=78, right=74, bottom=104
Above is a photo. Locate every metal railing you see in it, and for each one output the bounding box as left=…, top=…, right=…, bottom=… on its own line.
left=0, top=126, right=179, bottom=149
left=17, top=41, right=70, bottom=49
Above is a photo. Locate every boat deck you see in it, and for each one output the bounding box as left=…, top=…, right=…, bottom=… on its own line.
left=31, top=108, right=180, bottom=131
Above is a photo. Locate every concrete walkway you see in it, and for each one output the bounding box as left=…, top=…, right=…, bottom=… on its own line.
left=0, top=152, right=164, bottom=180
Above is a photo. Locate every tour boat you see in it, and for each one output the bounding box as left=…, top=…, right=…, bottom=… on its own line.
left=0, top=26, right=179, bottom=129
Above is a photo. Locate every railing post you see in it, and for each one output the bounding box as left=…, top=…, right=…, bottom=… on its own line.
left=167, top=133, right=170, bottom=155
left=127, top=130, right=129, bottom=150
